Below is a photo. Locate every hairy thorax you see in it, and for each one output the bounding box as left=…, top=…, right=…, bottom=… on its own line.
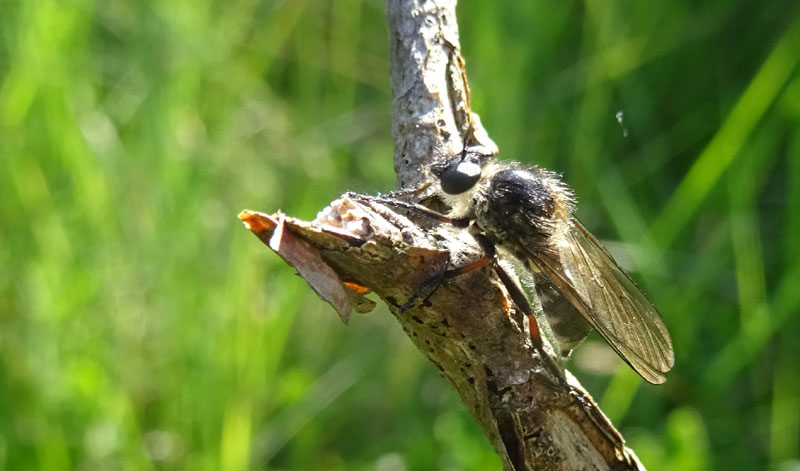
left=471, top=165, right=572, bottom=260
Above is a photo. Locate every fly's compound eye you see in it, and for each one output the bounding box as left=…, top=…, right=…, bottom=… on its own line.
left=438, top=160, right=482, bottom=194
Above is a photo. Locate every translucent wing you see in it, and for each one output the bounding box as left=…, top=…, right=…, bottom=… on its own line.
left=532, top=219, right=674, bottom=384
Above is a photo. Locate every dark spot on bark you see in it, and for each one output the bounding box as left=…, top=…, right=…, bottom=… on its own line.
left=412, top=315, right=424, bottom=324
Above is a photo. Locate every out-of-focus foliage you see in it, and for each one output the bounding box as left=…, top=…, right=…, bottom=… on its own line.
left=1, top=0, right=799, bottom=469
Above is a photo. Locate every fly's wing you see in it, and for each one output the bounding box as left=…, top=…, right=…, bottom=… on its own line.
left=532, top=219, right=674, bottom=384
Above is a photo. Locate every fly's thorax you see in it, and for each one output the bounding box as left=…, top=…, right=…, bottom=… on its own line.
left=470, top=163, right=575, bottom=254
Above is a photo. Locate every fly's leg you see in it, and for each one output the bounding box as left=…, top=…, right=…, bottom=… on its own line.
left=492, top=258, right=569, bottom=388
left=344, top=192, right=471, bottom=228
left=396, top=254, right=492, bottom=311
left=383, top=181, right=433, bottom=199
left=468, top=234, right=569, bottom=388
left=344, top=192, right=472, bottom=311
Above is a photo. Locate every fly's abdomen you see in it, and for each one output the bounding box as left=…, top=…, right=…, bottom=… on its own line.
left=534, top=275, right=592, bottom=357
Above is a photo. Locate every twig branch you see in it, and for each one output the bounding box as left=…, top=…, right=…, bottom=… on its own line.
left=386, top=0, right=496, bottom=189
left=240, top=1, right=647, bottom=469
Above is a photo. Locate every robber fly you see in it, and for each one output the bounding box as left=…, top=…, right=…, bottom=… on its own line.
left=358, top=148, right=674, bottom=384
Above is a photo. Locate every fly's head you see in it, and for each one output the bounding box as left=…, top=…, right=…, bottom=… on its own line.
left=431, top=147, right=495, bottom=218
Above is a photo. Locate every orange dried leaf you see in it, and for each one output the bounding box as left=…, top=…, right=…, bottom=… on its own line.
left=239, top=210, right=354, bottom=323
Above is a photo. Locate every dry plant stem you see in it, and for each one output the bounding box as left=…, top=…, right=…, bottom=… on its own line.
left=386, top=0, right=496, bottom=189
left=242, top=1, right=646, bottom=469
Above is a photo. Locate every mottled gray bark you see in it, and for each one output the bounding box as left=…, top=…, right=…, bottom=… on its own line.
left=240, top=1, right=647, bottom=469
left=386, top=0, right=497, bottom=190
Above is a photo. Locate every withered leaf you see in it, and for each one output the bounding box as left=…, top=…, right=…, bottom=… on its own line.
left=239, top=210, right=358, bottom=323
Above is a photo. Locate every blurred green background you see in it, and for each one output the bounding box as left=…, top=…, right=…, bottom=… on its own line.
left=2, top=0, right=800, bottom=470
